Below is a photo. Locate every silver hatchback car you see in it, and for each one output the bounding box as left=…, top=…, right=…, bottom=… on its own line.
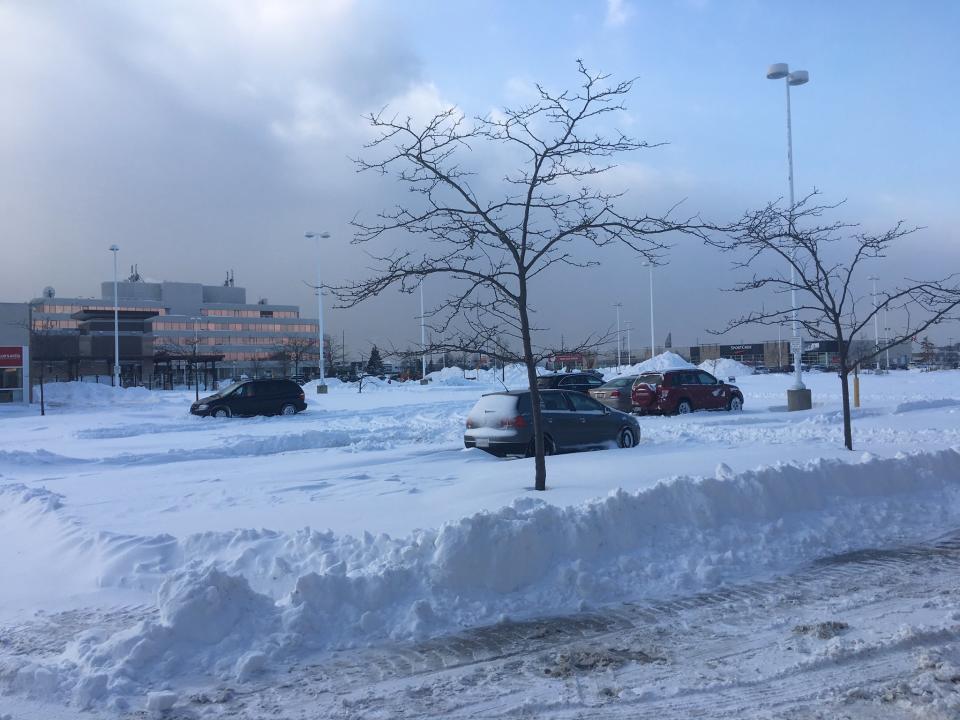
left=464, top=389, right=640, bottom=457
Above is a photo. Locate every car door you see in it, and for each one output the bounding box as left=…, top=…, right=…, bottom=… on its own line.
left=538, top=390, right=576, bottom=449
left=227, top=383, right=256, bottom=416
left=566, top=391, right=612, bottom=447
left=677, top=371, right=707, bottom=411
left=696, top=371, right=727, bottom=409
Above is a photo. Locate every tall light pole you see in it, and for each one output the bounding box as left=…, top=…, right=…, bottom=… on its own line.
left=305, top=231, right=331, bottom=393
left=419, top=279, right=428, bottom=384
left=614, top=302, right=622, bottom=371
left=109, top=245, right=120, bottom=387
left=869, top=275, right=881, bottom=371
left=884, top=306, right=891, bottom=370
left=625, top=320, right=633, bottom=365
left=644, top=262, right=655, bottom=359
left=192, top=316, right=201, bottom=401
left=767, top=62, right=811, bottom=410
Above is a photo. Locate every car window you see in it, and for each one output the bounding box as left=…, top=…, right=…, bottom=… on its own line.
left=584, top=376, right=603, bottom=387
left=557, top=376, right=578, bottom=387
left=567, top=393, right=604, bottom=412
left=536, top=377, right=556, bottom=389
left=637, top=373, right=663, bottom=387
left=540, top=392, right=571, bottom=411
left=603, top=376, right=637, bottom=388
left=697, top=371, right=718, bottom=385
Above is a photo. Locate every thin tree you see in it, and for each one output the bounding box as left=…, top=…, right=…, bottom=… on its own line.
left=335, top=62, right=706, bottom=490
left=272, top=336, right=319, bottom=378
left=709, top=195, right=960, bottom=450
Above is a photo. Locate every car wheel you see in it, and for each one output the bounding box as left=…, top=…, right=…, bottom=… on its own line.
left=676, top=399, right=693, bottom=415
left=526, top=435, right=556, bottom=457
left=617, top=427, right=637, bottom=448
left=280, top=403, right=297, bottom=416
left=728, top=395, right=743, bottom=412
left=213, top=407, right=231, bottom=418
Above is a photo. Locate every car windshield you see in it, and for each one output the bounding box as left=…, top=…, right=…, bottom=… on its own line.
left=636, top=373, right=663, bottom=387
left=216, top=381, right=244, bottom=397
left=535, top=376, right=556, bottom=388
left=602, top=376, right=637, bottom=388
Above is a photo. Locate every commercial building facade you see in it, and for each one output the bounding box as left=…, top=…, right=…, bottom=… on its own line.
left=27, top=277, right=320, bottom=386
left=0, top=303, right=30, bottom=403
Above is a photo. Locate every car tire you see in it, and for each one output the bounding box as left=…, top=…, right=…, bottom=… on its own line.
left=526, top=435, right=556, bottom=457
left=728, top=395, right=743, bottom=412
left=280, top=403, right=297, bottom=416
left=617, top=427, right=637, bottom=448
left=676, top=399, right=693, bottom=415
left=212, top=407, right=231, bottom=418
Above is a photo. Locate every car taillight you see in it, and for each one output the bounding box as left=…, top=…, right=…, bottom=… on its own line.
left=500, top=415, right=527, bottom=429
left=466, top=418, right=475, bottom=429
left=610, top=390, right=620, bottom=398
left=299, top=392, right=305, bottom=401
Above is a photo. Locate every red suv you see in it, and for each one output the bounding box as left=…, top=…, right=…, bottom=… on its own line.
left=631, top=369, right=743, bottom=415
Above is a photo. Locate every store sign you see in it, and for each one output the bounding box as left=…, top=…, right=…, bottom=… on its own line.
left=0, top=347, right=23, bottom=367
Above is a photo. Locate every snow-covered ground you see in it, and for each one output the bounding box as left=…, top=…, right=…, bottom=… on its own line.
left=1, top=364, right=959, bottom=718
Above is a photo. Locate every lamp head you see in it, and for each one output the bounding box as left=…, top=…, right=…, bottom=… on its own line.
left=305, top=231, right=332, bottom=240
left=109, top=244, right=119, bottom=252
left=788, top=70, right=809, bottom=86
left=766, top=63, right=789, bottom=80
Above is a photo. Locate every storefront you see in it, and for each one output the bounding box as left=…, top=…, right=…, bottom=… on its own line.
left=0, top=346, right=29, bottom=403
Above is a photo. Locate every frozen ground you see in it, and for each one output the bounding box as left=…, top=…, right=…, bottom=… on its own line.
left=1, top=365, right=959, bottom=718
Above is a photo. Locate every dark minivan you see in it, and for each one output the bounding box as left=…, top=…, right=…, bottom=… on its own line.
left=190, top=379, right=307, bottom=417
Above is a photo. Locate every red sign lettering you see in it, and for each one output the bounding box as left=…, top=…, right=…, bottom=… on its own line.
left=0, top=347, right=23, bottom=367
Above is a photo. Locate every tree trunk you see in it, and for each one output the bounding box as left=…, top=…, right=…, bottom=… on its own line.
left=838, top=367, right=853, bottom=451
left=518, top=295, right=546, bottom=491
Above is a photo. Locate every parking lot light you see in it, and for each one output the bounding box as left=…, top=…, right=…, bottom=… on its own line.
left=767, top=62, right=812, bottom=410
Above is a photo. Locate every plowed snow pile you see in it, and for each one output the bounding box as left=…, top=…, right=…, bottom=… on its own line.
left=4, top=449, right=960, bottom=709
left=699, top=358, right=755, bottom=378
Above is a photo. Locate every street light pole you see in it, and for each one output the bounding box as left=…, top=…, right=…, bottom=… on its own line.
left=869, top=275, right=881, bottom=371
left=420, top=279, right=428, bottom=384
left=305, top=231, right=331, bottom=394
left=192, top=316, right=200, bottom=402
left=614, top=302, right=622, bottom=371
left=767, top=62, right=811, bottom=410
left=645, top=262, right=655, bottom=359
left=109, top=245, right=120, bottom=387
left=625, top=320, right=632, bottom=365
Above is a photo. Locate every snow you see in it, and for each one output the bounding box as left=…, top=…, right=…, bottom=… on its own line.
left=698, top=357, right=755, bottom=379
left=2, top=367, right=960, bottom=715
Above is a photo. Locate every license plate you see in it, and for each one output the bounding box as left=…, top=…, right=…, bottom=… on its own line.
left=475, top=438, right=490, bottom=448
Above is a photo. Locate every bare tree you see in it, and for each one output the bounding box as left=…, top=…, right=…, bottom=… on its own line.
left=335, top=62, right=706, bottom=490
left=710, top=195, right=960, bottom=450
left=273, top=337, right=318, bottom=378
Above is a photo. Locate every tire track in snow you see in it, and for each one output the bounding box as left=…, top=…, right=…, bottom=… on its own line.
left=226, top=528, right=960, bottom=718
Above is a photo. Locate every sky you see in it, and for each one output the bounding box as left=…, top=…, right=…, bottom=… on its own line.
left=2, top=0, right=959, bottom=356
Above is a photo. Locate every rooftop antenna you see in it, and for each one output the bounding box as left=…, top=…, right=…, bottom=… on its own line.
left=224, top=271, right=230, bottom=287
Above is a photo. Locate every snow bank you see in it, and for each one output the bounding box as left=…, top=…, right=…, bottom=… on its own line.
left=699, top=358, right=755, bottom=379
left=35, top=381, right=158, bottom=407
left=610, top=351, right=694, bottom=377
left=8, top=448, right=960, bottom=708
left=894, top=399, right=960, bottom=414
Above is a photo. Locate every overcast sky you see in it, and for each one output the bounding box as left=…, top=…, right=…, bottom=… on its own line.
left=3, top=0, right=958, bottom=355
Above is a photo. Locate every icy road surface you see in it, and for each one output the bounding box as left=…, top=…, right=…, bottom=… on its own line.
left=1, top=365, right=960, bottom=717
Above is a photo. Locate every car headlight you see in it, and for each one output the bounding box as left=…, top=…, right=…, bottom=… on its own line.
left=196, top=403, right=208, bottom=411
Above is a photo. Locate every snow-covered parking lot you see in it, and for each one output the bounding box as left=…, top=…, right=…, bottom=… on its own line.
left=2, top=364, right=960, bottom=718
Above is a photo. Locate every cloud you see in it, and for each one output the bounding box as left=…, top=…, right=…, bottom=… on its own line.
left=605, top=0, right=633, bottom=27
